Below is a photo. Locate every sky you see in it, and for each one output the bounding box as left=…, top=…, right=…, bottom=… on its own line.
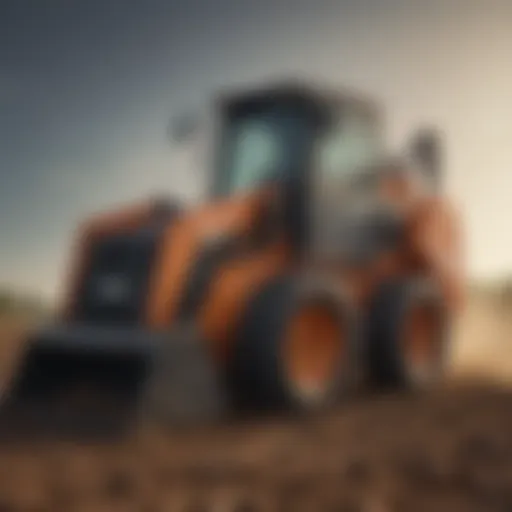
left=0, top=0, right=511, bottom=300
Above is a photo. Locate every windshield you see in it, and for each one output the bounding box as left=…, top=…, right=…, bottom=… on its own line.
left=313, top=106, right=382, bottom=208
left=216, top=104, right=314, bottom=196
left=318, top=109, right=381, bottom=180
left=310, top=108, right=383, bottom=259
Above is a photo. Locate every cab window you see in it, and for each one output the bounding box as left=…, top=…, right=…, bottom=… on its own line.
left=317, top=107, right=381, bottom=181
left=216, top=103, right=315, bottom=196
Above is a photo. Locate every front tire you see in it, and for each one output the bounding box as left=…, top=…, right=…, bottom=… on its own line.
left=229, top=274, right=359, bottom=413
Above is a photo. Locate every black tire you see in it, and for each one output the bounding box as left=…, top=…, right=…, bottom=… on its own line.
left=228, top=273, right=360, bottom=413
left=366, top=277, right=450, bottom=390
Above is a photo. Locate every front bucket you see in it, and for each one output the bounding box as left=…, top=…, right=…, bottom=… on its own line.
left=0, top=324, right=226, bottom=439
left=0, top=326, right=159, bottom=438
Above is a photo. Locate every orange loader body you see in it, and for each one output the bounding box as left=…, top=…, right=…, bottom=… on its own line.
left=0, top=81, right=465, bottom=433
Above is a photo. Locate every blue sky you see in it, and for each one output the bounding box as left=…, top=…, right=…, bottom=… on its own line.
left=1, top=0, right=511, bottom=299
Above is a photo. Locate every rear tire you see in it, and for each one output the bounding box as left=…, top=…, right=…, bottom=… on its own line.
left=229, top=274, right=359, bottom=413
left=366, top=277, right=449, bottom=391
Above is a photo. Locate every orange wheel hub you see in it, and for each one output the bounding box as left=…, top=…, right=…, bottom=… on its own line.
left=282, top=303, right=343, bottom=400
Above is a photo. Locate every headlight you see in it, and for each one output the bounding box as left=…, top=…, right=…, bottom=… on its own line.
left=94, top=274, right=132, bottom=304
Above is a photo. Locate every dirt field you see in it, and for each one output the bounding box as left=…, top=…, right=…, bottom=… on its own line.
left=0, top=294, right=511, bottom=512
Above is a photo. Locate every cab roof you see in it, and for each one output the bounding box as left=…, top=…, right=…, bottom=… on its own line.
left=215, top=78, right=383, bottom=125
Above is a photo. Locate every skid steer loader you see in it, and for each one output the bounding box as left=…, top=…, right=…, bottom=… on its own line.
left=0, top=80, right=464, bottom=433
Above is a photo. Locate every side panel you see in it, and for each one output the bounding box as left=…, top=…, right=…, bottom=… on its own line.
left=311, top=164, right=465, bottom=313
left=348, top=165, right=465, bottom=314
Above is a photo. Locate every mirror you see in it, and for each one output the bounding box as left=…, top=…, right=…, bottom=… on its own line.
left=166, top=109, right=212, bottom=201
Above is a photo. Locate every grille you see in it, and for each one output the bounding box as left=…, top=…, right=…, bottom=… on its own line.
left=74, top=228, right=162, bottom=326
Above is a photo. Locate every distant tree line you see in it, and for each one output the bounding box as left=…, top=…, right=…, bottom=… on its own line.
left=0, top=288, right=49, bottom=318
left=500, top=278, right=512, bottom=310
left=0, top=290, right=15, bottom=312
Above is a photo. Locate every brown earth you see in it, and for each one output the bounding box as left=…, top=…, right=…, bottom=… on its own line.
left=0, top=294, right=511, bottom=512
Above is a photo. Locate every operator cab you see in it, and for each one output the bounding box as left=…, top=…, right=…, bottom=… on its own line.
left=170, top=81, right=383, bottom=199
left=203, top=83, right=382, bottom=256
left=211, top=82, right=387, bottom=258
left=170, top=81, right=437, bottom=262
left=211, top=82, right=383, bottom=199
